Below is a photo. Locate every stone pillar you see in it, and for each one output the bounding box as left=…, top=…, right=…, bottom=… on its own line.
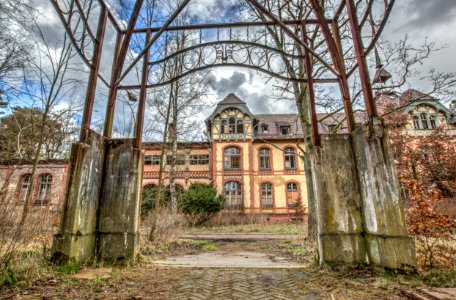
left=52, top=131, right=144, bottom=265
left=52, top=131, right=105, bottom=263
left=97, top=140, right=144, bottom=264
left=351, top=119, right=415, bottom=269
left=311, top=134, right=367, bottom=265
left=311, top=119, right=415, bottom=270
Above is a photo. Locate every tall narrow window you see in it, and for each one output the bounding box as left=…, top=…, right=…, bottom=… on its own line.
left=261, top=183, right=273, bottom=209
left=420, top=113, right=429, bottom=129
left=236, top=119, right=244, bottom=134
left=284, top=147, right=296, bottom=170
left=429, top=115, right=437, bottom=129
left=259, top=148, right=271, bottom=170
left=286, top=183, right=298, bottom=208
left=224, top=181, right=242, bottom=208
left=224, top=147, right=241, bottom=170
left=19, top=174, right=32, bottom=203
left=228, top=117, right=236, bottom=133
left=221, top=119, right=227, bottom=133
left=36, top=173, right=52, bottom=205
left=413, top=115, right=421, bottom=129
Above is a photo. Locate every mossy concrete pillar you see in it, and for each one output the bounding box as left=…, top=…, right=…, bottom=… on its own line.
left=311, top=119, right=415, bottom=270
left=52, top=131, right=144, bottom=265
left=52, top=131, right=105, bottom=263
left=311, top=134, right=367, bottom=265
left=351, top=119, right=416, bottom=269
left=97, top=140, right=144, bottom=264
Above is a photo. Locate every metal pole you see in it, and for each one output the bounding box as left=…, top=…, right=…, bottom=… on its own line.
left=301, top=22, right=320, bottom=147
left=134, top=29, right=151, bottom=149
left=80, top=6, right=108, bottom=143
left=345, top=0, right=377, bottom=118
left=309, top=0, right=356, bottom=132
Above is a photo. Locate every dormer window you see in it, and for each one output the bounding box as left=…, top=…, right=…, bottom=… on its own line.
left=413, top=113, right=438, bottom=130
left=222, top=115, right=244, bottom=134
left=280, top=126, right=291, bottom=135
left=261, top=124, right=268, bottom=133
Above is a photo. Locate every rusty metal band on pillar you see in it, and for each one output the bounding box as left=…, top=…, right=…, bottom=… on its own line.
left=134, top=29, right=151, bottom=149
left=80, top=6, right=108, bottom=143
left=345, top=0, right=377, bottom=118
left=309, top=0, right=356, bottom=132
left=301, top=22, right=320, bottom=147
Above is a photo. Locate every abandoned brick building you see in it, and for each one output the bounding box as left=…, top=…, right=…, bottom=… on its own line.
left=1, top=91, right=455, bottom=220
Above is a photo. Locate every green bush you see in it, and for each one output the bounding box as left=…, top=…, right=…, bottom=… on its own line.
left=141, top=185, right=184, bottom=217
left=141, top=185, right=157, bottom=217
left=178, top=183, right=225, bottom=225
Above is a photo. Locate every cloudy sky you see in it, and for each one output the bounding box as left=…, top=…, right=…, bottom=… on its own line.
left=206, top=0, right=456, bottom=115
left=6, top=0, right=456, bottom=139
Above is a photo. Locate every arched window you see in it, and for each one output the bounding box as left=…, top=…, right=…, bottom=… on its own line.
left=284, top=147, right=296, bottom=170
left=19, top=174, right=32, bottom=203
left=36, top=173, right=52, bottom=205
left=224, top=147, right=241, bottom=170
left=228, top=117, right=236, bottom=133
left=259, top=148, right=271, bottom=170
left=420, top=113, right=429, bottom=129
left=286, top=183, right=298, bottom=208
left=224, top=181, right=242, bottom=208
left=261, top=183, right=273, bottom=209
left=237, top=119, right=244, bottom=134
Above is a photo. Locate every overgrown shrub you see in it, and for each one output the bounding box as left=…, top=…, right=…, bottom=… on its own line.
left=405, top=180, right=456, bottom=271
left=144, top=206, right=184, bottom=243
left=178, top=183, right=225, bottom=226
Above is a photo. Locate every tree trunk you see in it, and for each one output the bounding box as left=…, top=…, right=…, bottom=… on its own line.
left=169, top=81, right=179, bottom=214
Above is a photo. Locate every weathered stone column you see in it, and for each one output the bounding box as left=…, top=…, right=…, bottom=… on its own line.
left=351, top=119, right=416, bottom=269
left=311, top=134, right=367, bottom=265
left=97, top=140, right=144, bottom=264
left=52, top=131, right=105, bottom=263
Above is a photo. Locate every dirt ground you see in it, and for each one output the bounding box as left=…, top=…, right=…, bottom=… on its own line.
left=0, top=238, right=428, bottom=300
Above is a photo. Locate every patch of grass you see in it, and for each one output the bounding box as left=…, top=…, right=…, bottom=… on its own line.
left=0, top=266, right=20, bottom=287
left=279, top=239, right=317, bottom=264
left=185, top=239, right=219, bottom=251
left=187, top=240, right=208, bottom=247
left=55, top=261, right=79, bottom=275
left=420, top=269, right=456, bottom=287
left=185, top=223, right=306, bottom=234
left=202, top=244, right=219, bottom=251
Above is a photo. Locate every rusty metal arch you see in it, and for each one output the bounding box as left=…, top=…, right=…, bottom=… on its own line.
left=119, top=64, right=338, bottom=91
left=48, top=0, right=396, bottom=148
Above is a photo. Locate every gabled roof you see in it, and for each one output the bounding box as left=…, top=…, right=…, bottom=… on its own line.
left=400, top=89, right=437, bottom=105
left=206, top=93, right=252, bottom=123
left=218, top=93, right=246, bottom=105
